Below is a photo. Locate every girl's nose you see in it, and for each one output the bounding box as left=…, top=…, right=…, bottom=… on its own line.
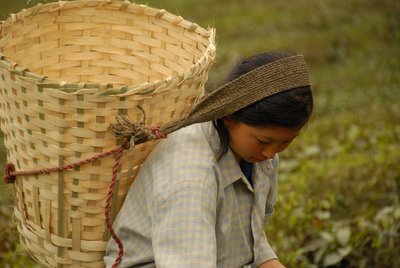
left=261, top=146, right=278, bottom=160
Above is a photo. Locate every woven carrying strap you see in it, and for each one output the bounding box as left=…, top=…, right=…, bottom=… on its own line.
left=161, top=55, right=311, bottom=134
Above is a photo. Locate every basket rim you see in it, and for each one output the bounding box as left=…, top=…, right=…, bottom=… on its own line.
left=0, top=0, right=216, bottom=96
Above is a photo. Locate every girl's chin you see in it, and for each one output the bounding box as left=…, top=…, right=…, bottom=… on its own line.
left=247, top=157, right=267, bottom=163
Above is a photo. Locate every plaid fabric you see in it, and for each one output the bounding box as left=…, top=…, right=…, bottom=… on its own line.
left=105, top=122, right=279, bottom=268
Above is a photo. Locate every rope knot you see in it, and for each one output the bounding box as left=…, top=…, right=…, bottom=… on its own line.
left=151, top=126, right=167, bottom=139
left=108, top=106, right=167, bottom=148
left=4, top=163, right=16, bottom=183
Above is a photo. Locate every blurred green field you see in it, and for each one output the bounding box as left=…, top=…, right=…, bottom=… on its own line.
left=0, top=0, right=399, bottom=267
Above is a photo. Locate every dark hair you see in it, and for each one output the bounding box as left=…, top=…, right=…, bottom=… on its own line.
left=213, top=51, right=314, bottom=159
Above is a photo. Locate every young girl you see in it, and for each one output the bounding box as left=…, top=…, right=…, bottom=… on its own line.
left=105, top=51, right=314, bottom=268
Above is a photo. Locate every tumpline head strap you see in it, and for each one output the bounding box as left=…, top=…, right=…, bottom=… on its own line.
left=161, top=54, right=312, bottom=134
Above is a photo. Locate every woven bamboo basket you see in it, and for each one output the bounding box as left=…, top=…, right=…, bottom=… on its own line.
left=0, top=0, right=216, bottom=267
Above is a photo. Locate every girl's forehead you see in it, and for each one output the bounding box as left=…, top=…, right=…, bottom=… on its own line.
left=250, top=124, right=302, bottom=139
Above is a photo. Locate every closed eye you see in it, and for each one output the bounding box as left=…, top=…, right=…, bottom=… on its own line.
left=258, top=139, right=272, bottom=144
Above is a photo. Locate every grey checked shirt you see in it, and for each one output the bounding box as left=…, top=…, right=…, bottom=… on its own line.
left=105, top=122, right=279, bottom=267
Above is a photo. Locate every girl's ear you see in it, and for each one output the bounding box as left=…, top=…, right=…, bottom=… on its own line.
left=222, top=116, right=234, bottom=129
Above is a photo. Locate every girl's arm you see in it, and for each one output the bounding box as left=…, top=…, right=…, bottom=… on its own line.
left=151, top=179, right=218, bottom=267
left=258, top=258, right=286, bottom=268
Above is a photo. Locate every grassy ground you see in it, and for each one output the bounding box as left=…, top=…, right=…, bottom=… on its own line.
left=0, top=0, right=399, bottom=267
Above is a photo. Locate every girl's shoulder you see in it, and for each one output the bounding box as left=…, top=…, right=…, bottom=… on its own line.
left=143, top=122, right=218, bottom=190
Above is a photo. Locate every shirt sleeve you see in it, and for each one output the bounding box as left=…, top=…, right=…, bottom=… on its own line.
left=151, top=179, right=218, bottom=268
left=255, top=231, right=278, bottom=266
left=255, top=155, right=279, bottom=266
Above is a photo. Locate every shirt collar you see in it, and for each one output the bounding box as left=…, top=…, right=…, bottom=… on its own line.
left=218, top=148, right=244, bottom=188
left=257, top=158, right=275, bottom=174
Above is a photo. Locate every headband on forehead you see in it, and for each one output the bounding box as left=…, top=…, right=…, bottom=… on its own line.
left=161, top=54, right=312, bottom=134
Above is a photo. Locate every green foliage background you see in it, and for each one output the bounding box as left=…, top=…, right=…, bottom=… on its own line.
left=0, top=0, right=399, bottom=267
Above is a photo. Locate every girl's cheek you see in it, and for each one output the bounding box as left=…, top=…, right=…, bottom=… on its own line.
left=278, top=143, right=291, bottom=153
left=254, top=144, right=267, bottom=153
